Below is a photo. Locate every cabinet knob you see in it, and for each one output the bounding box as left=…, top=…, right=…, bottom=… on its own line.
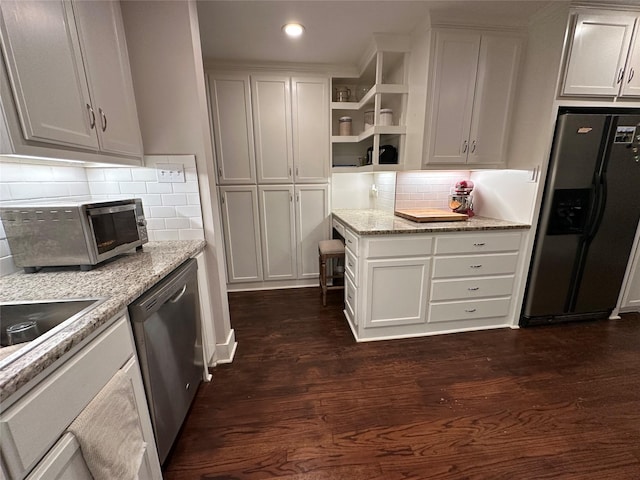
left=465, top=308, right=477, bottom=313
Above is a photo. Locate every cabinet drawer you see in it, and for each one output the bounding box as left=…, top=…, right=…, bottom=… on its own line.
left=428, top=297, right=511, bottom=323
left=345, top=275, right=357, bottom=325
left=433, top=253, right=518, bottom=278
left=431, top=275, right=515, bottom=301
left=434, top=232, right=521, bottom=255
left=367, top=236, right=433, bottom=258
left=332, top=217, right=346, bottom=237
left=0, top=316, right=133, bottom=480
left=345, top=247, right=358, bottom=285
left=345, top=229, right=359, bottom=254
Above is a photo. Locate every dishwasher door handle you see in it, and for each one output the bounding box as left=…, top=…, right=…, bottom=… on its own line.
left=168, top=284, right=187, bottom=304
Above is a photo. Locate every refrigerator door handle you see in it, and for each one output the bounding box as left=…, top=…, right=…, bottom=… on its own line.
left=585, top=172, right=607, bottom=241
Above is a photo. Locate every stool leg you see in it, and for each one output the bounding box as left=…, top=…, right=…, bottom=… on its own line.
left=320, top=254, right=327, bottom=306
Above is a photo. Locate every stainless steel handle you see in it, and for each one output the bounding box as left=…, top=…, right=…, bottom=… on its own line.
left=168, top=284, right=187, bottom=304
left=629, top=68, right=635, bottom=83
left=86, top=104, right=96, bottom=129
left=462, top=140, right=468, bottom=153
left=470, top=264, right=482, bottom=268
left=473, top=243, right=485, bottom=247
left=471, top=140, right=476, bottom=153
left=465, top=308, right=477, bottom=313
left=468, top=287, right=479, bottom=291
left=99, top=108, right=107, bottom=132
left=617, top=68, right=625, bottom=84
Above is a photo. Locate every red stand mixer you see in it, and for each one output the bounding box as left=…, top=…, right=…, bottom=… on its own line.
left=449, top=179, right=474, bottom=217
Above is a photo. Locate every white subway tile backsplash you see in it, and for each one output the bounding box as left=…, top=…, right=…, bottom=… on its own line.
left=190, top=217, right=203, bottom=229
left=171, top=182, right=199, bottom=194
left=0, top=163, right=25, bottom=182
left=179, top=229, right=205, bottom=240
left=145, top=218, right=166, bottom=230
left=0, top=255, right=19, bottom=276
left=154, top=230, right=180, bottom=241
left=187, top=194, right=201, bottom=205
left=165, top=217, right=191, bottom=229
left=185, top=168, right=198, bottom=181
left=395, top=171, right=469, bottom=211
left=0, top=238, right=11, bottom=257
left=149, top=206, right=177, bottom=218
left=89, top=182, right=121, bottom=195
left=52, top=166, right=87, bottom=182
left=0, top=184, right=11, bottom=202
left=119, top=182, right=147, bottom=194
left=67, top=183, right=91, bottom=196
left=161, top=194, right=187, bottom=206
left=131, top=169, right=158, bottom=182
left=103, top=169, right=133, bottom=182
left=147, top=182, right=173, bottom=194
left=140, top=194, right=162, bottom=206
left=85, top=168, right=105, bottom=181
left=175, top=205, right=202, bottom=218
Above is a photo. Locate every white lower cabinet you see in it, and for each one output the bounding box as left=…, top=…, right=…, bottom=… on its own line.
left=1, top=314, right=161, bottom=480
left=338, top=224, right=524, bottom=342
left=222, top=184, right=329, bottom=286
left=219, top=186, right=263, bottom=283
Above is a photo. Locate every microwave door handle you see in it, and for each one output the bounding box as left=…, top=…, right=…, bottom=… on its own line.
left=87, top=204, right=136, bottom=216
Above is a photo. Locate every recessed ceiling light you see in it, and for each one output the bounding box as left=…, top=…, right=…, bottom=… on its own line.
left=282, top=23, right=304, bottom=38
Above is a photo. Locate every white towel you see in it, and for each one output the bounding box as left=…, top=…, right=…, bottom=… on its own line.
left=68, top=370, right=147, bottom=480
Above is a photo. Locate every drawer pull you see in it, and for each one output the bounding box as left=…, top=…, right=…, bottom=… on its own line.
left=468, top=287, right=479, bottom=291
left=470, top=264, right=482, bottom=268
left=473, top=242, right=485, bottom=247
left=465, top=308, right=477, bottom=313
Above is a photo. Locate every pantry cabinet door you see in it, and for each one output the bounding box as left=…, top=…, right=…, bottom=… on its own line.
left=295, top=184, right=330, bottom=279
left=219, top=186, right=263, bottom=283
left=426, top=31, right=480, bottom=165
left=291, top=77, right=330, bottom=183
left=251, top=75, right=293, bottom=183
left=0, top=0, right=98, bottom=149
left=562, top=13, right=636, bottom=96
left=72, top=0, right=142, bottom=156
left=208, top=74, right=257, bottom=184
left=258, top=185, right=297, bottom=280
left=467, top=35, right=522, bottom=165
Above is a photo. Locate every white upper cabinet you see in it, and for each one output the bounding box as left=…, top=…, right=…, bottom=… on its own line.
left=0, top=0, right=142, bottom=161
left=291, top=76, right=330, bottom=182
left=620, top=18, right=640, bottom=97
left=0, top=0, right=98, bottom=149
left=71, top=0, right=141, bottom=156
left=425, top=31, right=522, bottom=166
left=251, top=75, right=293, bottom=183
left=562, top=13, right=638, bottom=97
left=209, top=74, right=257, bottom=184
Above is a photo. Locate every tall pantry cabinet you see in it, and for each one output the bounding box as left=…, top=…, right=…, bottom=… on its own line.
left=208, top=72, right=330, bottom=286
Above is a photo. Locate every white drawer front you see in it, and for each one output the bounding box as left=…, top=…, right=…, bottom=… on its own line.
left=367, top=236, right=433, bottom=258
left=434, top=232, right=522, bottom=255
left=428, top=298, right=511, bottom=323
left=345, top=229, right=359, bottom=254
left=332, top=218, right=345, bottom=237
left=431, top=275, right=515, bottom=302
left=345, top=247, right=358, bottom=285
left=433, top=253, right=518, bottom=278
left=0, top=316, right=133, bottom=480
left=345, top=275, right=357, bottom=325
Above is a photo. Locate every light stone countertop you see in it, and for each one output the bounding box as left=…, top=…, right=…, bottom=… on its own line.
left=0, top=240, right=205, bottom=402
left=332, top=209, right=530, bottom=235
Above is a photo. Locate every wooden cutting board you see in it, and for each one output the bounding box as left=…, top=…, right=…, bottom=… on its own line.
left=394, top=208, right=468, bottom=223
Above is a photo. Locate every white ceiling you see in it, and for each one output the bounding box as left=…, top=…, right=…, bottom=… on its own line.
left=196, top=1, right=554, bottom=67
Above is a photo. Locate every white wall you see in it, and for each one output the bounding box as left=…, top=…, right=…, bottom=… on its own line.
left=470, top=169, right=537, bottom=224
left=121, top=0, right=233, bottom=364
left=373, top=172, right=396, bottom=211
left=331, top=173, right=373, bottom=209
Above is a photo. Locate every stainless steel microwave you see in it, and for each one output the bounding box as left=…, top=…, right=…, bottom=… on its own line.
left=0, top=198, right=148, bottom=273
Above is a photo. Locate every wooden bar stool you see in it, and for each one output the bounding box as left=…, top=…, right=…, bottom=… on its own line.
left=318, top=239, right=345, bottom=306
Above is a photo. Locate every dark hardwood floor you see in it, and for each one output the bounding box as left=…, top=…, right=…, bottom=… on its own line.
left=164, top=288, right=640, bottom=479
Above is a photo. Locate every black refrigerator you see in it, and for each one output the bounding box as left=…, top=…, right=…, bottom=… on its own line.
left=521, top=111, right=640, bottom=326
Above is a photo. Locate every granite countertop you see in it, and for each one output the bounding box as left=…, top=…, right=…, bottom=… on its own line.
left=0, top=240, right=205, bottom=402
left=332, top=209, right=530, bottom=235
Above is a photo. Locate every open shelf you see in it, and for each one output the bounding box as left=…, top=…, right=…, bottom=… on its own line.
left=331, top=125, right=406, bottom=144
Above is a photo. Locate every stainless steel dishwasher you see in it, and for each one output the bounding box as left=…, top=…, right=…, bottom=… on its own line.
left=128, top=258, right=202, bottom=464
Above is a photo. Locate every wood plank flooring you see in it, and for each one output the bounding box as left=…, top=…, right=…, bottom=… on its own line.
left=163, top=288, right=640, bottom=479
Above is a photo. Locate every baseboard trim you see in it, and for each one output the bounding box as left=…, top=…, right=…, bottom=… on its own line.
left=212, top=329, right=237, bottom=366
